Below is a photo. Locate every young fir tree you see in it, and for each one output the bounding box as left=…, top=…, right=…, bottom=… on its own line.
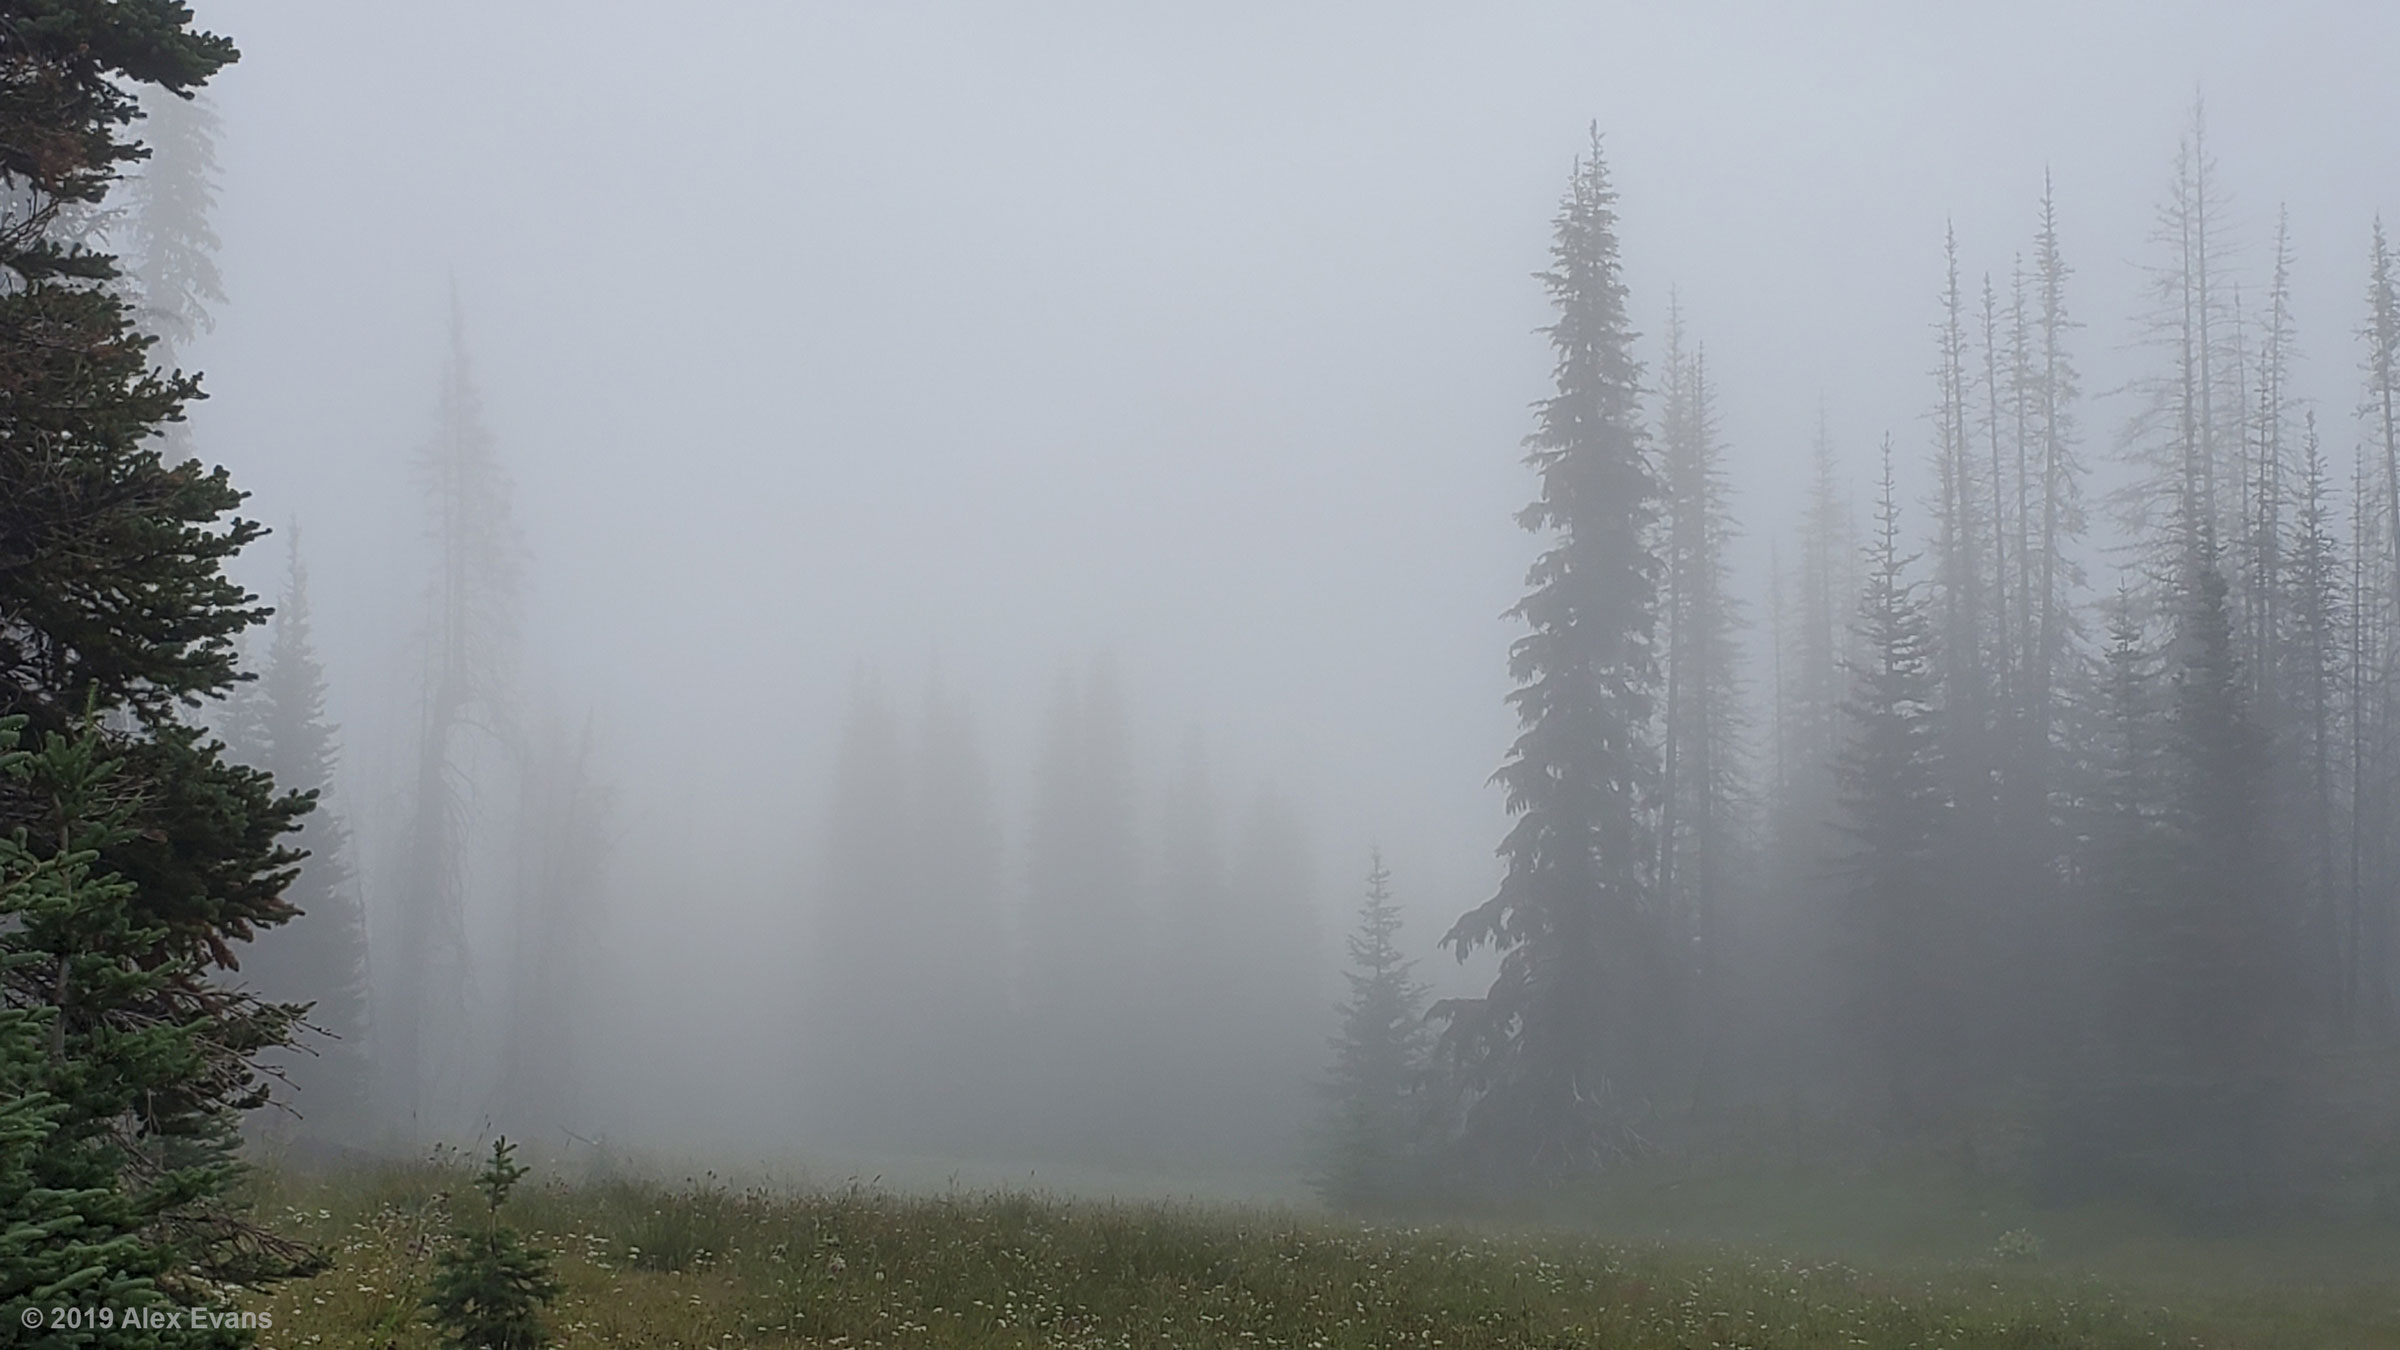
left=424, top=1138, right=560, bottom=1350
left=1834, top=441, right=1952, bottom=1132
left=1318, top=850, right=1431, bottom=1214
left=234, top=535, right=370, bottom=1137
left=0, top=7, right=326, bottom=1339
left=1437, top=127, right=1666, bottom=1176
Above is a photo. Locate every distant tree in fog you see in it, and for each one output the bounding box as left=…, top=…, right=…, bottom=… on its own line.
left=499, top=715, right=611, bottom=1141
left=123, top=86, right=224, bottom=384
left=231, top=534, right=371, bottom=1137
left=386, top=305, right=522, bottom=1137
left=804, top=671, right=1009, bottom=1152
left=1317, top=849, right=1430, bottom=1214
left=1018, top=659, right=1149, bottom=1156
left=1437, top=127, right=1669, bottom=1177
left=1835, top=443, right=1952, bottom=1131
left=1653, top=296, right=1745, bottom=1061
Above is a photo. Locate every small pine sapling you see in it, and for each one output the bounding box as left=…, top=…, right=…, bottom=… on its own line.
left=425, top=1139, right=561, bottom=1350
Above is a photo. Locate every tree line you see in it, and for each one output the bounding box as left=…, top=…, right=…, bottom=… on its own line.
left=1321, top=112, right=2400, bottom=1220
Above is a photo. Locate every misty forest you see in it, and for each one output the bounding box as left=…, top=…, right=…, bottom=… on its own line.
left=14, top=4, right=2400, bottom=1349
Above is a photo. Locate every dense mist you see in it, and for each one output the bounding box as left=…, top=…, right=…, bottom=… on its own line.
left=83, top=3, right=2400, bottom=1215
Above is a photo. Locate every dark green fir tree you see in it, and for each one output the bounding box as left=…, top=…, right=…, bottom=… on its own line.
left=1437, top=126, right=1668, bottom=1177
left=0, top=6, right=324, bottom=1343
left=424, top=1138, right=560, bottom=1350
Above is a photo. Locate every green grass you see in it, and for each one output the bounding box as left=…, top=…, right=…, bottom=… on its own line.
left=238, top=1159, right=2400, bottom=1349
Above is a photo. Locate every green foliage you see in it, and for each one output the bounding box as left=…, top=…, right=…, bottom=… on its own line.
left=0, top=9, right=323, bottom=1341
left=423, top=1140, right=560, bottom=1350
left=1439, top=124, right=1669, bottom=1179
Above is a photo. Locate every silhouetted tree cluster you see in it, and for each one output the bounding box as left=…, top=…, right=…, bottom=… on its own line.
left=1435, top=107, right=2400, bottom=1218
left=803, top=662, right=1327, bottom=1169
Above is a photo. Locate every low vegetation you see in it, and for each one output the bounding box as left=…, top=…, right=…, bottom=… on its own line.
left=240, top=1160, right=2400, bottom=1349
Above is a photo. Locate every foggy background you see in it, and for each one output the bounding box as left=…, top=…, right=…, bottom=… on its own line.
left=181, top=3, right=2400, bottom=1174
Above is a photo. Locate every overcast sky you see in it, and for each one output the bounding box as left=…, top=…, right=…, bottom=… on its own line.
left=179, top=5, right=2400, bottom=1089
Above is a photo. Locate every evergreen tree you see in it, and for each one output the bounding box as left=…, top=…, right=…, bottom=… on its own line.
left=1654, top=298, right=1746, bottom=1057
left=1834, top=441, right=1952, bottom=1131
left=907, top=674, right=1010, bottom=1148
left=2139, top=521, right=2291, bottom=1209
left=2358, top=219, right=2400, bottom=1036
left=2047, top=587, right=2172, bottom=1188
left=0, top=7, right=325, bottom=1338
left=387, top=304, right=521, bottom=1136
left=1152, top=732, right=1235, bottom=1151
left=1774, top=410, right=1850, bottom=864
left=806, top=675, right=911, bottom=1141
left=2023, top=175, right=2086, bottom=768
left=1222, top=788, right=1327, bottom=1160
left=1018, top=659, right=1148, bottom=1156
left=122, top=85, right=223, bottom=384
left=423, top=1138, right=559, bottom=1350
left=2281, top=414, right=2347, bottom=1029
left=498, top=715, right=608, bottom=1142
left=2246, top=209, right=2300, bottom=721
left=1318, top=850, right=1431, bottom=1214
left=1437, top=127, right=1667, bottom=1175
left=234, top=535, right=370, bottom=1138
left=2116, top=99, right=2243, bottom=581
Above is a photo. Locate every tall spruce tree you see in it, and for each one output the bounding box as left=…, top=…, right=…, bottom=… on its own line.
left=1437, top=127, right=1667, bottom=1176
left=0, top=5, right=326, bottom=1337
left=233, top=535, right=370, bottom=1138
left=1835, top=441, right=1952, bottom=1131
left=2282, top=416, right=2348, bottom=1029
left=2140, top=516, right=2290, bottom=1209
left=387, top=305, right=521, bottom=1136
left=1318, top=850, right=1431, bottom=1214
left=1654, top=298, right=1746, bottom=1060
left=2355, top=219, right=2400, bottom=1036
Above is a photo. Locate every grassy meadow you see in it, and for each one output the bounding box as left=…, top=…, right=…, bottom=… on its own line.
left=232, top=1152, right=2400, bottom=1350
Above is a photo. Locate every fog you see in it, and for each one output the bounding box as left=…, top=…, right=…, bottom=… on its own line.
left=169, top=3, right=2400, bottom=1198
